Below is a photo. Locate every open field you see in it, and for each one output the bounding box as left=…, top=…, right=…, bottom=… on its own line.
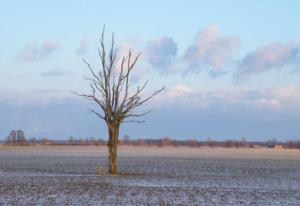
left=0, top=146, right=300, bottom=205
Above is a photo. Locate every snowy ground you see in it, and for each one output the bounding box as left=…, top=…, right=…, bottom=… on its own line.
left=0, top=146, right=300, bottom=205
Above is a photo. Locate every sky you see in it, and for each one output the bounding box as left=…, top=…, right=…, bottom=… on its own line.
left=0, top=1, right=300, bottom=140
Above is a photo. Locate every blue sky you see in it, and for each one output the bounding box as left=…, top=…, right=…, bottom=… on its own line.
left=1, top=1, right=300, bottom=140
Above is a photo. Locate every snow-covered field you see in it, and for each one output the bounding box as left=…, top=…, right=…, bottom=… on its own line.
left=0, top=146, right=300, bottom=205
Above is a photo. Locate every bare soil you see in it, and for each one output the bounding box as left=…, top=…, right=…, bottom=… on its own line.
left=0, top=146, right=299, bottom=205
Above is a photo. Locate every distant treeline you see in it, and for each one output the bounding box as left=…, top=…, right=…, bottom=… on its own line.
left=1, top=130, right=300, bottom=149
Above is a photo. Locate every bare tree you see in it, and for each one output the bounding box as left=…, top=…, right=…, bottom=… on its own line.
left=74, top=29, right=164, bottom=174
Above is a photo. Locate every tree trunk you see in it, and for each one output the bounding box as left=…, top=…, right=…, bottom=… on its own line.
left=107, top=124, right=119, bottom=174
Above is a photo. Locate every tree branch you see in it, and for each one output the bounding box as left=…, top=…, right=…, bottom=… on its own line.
left=74, top=28, right=165, bottom=127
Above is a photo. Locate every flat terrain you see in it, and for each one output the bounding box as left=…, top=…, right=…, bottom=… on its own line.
left=0, top=146, right=300, bottom=205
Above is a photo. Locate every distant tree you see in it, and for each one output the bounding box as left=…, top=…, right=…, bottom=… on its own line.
left=96, top=138, right=106, bottom=146
left=187, top=139, right=198, bottom=147
left=137, top=139, right=145, bottom=146
left=266, top=138, right=277, bottom=148
left=240, top=137, right=248, bottom=147
left=5, top=134, right=13, bottom=145
left=89, top=137, right=97, bottom=145
left=10, top=130, right=17, bottom=144
left=5, top=130, right=27, bottom=145
left=16, top=130, right=26, bottom=145
left=79, top=138, right=86, bottom=146
left=160, top=137, right=173, bottom=147
left=68, top=136, right=75, bottom=145
left=206, top=137, right=214, bottom=147
left=41, top=137, right=49, bottom=145
left=6, top=130, right=18, bottom=145
left=287, top=140, right=300, bottom=149
left=29, top=137, right=37, bottom=145
left=123, top=134, right=130, bottom=145
left=74, top=28, right=164, bottom=174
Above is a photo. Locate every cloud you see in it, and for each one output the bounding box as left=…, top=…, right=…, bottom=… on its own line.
left=1, top=86, right=300, bottom=140
left=167, top=85, right=193, bottom=98
left=261, top=85, right=300, bottom=107
left=18, top=41, right=59, bottom=61
left=40, top=70, right=69, bottom=77
left=235, top=42, right=300, bottom=81
left=76, top=38, right=90, bottom=55
left=1, top=97, right=300, bottom=140
left=158, top=85, right=300, bottom=110
left=142, top=26, right=298, bottom=81
left=113, top=42, right=148, bottom=82
left=0, top=88, right=74, bottom=106
left=145, top=37, right=178, bottom=74
left=115, top=42, right=134, bottom=70
left=184, top=25, right=239, bottom=74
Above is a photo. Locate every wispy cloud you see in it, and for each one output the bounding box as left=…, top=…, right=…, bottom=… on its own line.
left=0, top=88, right=74, bottom=105
left=235, top=41, right=300, bottom=81
left=184, top=25, right=239, bottom=75
left=76, top=37, right=90, bottom=55
left=40, top=70, right=69, bottom=77
left=17, top=41, right=59, bottom=62
left=157, top=85, right=300, bottom=110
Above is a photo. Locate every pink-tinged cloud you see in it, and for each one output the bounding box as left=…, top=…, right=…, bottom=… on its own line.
left=167, top=85, right=193, bottom=98
left=235, top=42, right=300, bottom=81
left=18, top=41, right=59, bottom=61
left=184, top=26, right=239, bottom=74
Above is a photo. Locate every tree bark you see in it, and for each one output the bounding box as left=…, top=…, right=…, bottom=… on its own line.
left=107, top=124, right=119, bottom=174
